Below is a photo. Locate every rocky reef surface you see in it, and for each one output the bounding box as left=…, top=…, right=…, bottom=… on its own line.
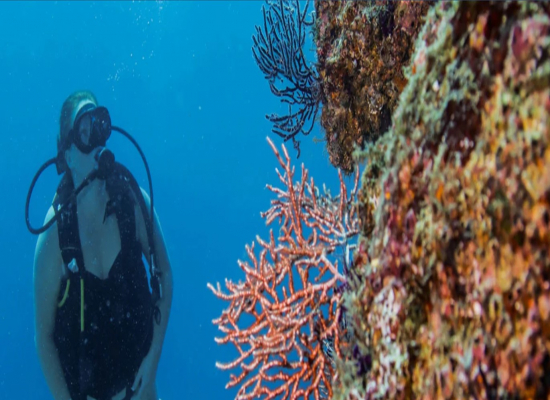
left=316, top=2, right=550, bottom=399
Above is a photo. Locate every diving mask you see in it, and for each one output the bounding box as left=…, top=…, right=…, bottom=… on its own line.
left=66, top=104, right=112, bottom=155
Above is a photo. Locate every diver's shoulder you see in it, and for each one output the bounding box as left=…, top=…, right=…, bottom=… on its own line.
left=36, top=205, right=60, bottom=249
left=139, top=186, right=151, bottom=205
left=33, top=205, right=62, bottom=282
left=44, top=204, right=57, bottom=221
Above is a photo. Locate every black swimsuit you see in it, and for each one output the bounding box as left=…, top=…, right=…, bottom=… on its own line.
left=53, top=172, right=153, bottom=400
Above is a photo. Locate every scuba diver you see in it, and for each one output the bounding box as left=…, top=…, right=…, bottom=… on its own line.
left=27, top=90, right=173, bottom=400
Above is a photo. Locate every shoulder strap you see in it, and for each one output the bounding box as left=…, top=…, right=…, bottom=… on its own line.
left=55, top=174, right=85, bottom=273
left=107, top=162, right=161, bottom=323
left=104, top=163, right=137, bottom=253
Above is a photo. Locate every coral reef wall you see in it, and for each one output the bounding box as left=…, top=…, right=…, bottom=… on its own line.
left=319, top=1, right=550, bottom=399
left=315, top=0, right=431, bottom=173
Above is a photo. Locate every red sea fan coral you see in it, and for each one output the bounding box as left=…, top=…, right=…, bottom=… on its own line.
left=208, top=137, right=360, bottom=400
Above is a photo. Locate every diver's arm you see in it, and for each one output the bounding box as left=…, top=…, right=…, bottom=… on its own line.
left=137, top=188, right=173, bottom=368
left=33, top=206, right=72, bottom=400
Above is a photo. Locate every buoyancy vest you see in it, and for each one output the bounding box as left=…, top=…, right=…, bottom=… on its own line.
left=53, top=162, right=154, bottom=400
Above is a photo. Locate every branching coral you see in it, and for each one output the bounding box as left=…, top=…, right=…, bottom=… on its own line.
left=209, top=137, right=360, bottom=399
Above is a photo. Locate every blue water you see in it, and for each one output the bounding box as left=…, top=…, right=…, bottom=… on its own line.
left=0, top=1, right=345, bottom=398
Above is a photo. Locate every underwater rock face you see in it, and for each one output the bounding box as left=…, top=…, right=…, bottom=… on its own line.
left=334, top=2, right=550, bottom=399
left=315, top=0, right=431, bottom=173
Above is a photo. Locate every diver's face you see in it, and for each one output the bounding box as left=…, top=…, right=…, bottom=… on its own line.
left=65, top=114, right=99, bottom=175
left=77, top=113, right=92, bottom=147
left=67, top=104, right=91, bottom=163
left=65, top=100, right=103, bottom=177
left=70, top=100, right=94, bottom=146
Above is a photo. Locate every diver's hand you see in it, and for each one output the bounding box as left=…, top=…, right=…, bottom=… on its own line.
left=131, top=350, right=158, bottom=399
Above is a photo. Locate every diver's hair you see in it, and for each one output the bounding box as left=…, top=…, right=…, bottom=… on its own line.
left=58, top=90, right=98, bottom=154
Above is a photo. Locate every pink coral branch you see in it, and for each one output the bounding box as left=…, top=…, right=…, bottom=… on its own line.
left=208, top=137, right=360, bottom=399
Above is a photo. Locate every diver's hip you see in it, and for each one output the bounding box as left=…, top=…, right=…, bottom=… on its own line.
left=87, top=384, right=158, bottom=400
left=86, top=386, right=126, bottom=400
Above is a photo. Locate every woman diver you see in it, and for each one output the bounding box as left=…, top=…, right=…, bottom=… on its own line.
left=29, top=90, right=173, bottom=400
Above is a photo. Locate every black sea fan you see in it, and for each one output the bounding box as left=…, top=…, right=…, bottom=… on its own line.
left=252, top=0, right=321, bottom=158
